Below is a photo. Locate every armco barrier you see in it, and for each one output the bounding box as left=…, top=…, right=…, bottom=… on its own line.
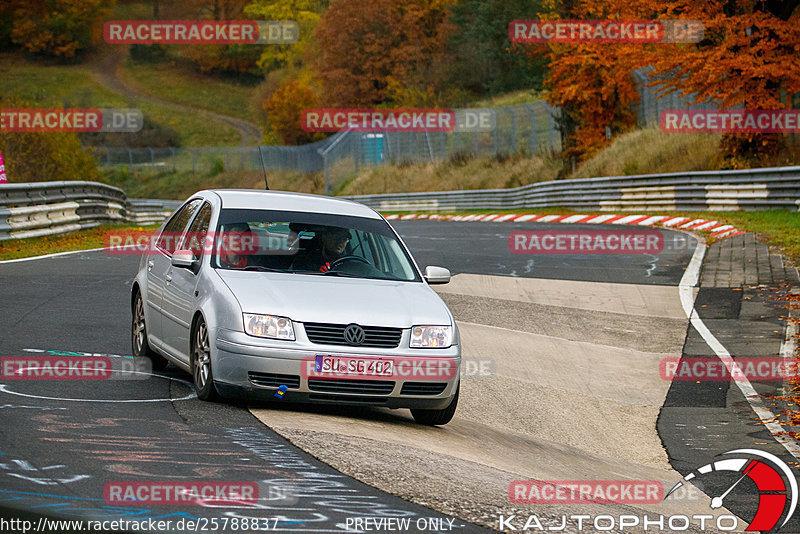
left=1, top=166, right=798, bottom=240
left=0, top=182, right=180, bottom=240
left=344, top=166, right=800, bottom=213
left=127, top=198, right=183, bottom=225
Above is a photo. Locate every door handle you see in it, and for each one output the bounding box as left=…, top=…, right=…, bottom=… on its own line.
left=165, top=273, right=173, bottom=283
left=147, top=260, right=154, bottom=272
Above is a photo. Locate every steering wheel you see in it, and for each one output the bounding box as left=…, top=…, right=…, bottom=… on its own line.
left=330, top=255, right=372, bottom=269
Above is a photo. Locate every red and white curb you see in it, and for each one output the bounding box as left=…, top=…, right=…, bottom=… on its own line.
left=384, top=213, right=744, bottom=239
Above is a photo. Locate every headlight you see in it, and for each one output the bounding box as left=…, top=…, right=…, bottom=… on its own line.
left=243, top=313, right=295, bottom=340
left=410, top=325, right=452, bottom=348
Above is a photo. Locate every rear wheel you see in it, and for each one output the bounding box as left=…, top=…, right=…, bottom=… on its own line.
left=411, top=385, right=459, bottom=426
left=132, top=292, right=168, bottom=371
left=192, top=317, right=220, bottom=401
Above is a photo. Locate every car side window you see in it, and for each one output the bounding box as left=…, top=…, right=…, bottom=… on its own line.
left=183, top=203, right=213, bottom=260
left=157, top=199, right=203, bottom=254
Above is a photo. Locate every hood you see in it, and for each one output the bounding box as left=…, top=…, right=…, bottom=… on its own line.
left=217, top=271, right=452, bottom=328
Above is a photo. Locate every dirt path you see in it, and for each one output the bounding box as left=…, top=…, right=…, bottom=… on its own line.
left=89, top=48, right=262, bottom=146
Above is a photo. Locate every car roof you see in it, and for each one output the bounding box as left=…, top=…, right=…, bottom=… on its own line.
left=202, top=189, right=382, bottom=220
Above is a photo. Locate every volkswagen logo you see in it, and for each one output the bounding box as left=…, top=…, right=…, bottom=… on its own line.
left=343, top=324, right=365, bottom=346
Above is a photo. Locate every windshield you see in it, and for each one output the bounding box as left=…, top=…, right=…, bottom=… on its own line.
left=212, top=208, right=421, bottom=282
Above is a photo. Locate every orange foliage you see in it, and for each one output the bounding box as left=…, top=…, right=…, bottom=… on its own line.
left=3, top=0, right=114, bottom=58
left=264, top=79, right=324, bottom=145
left=313, top=0, right=454, bottom=107
left=527, top=0, right=800, bottom=161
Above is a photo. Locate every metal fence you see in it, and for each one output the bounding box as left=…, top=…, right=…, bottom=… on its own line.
left=93, top=67, right=800, bottom=197
left=95, top=101, right=563, bottom=195
left=632, top=67, right=726, bottom=128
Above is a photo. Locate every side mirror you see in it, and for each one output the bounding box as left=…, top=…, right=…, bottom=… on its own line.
left=171, top=249, right=196, bottom=269
left=424, top=266, right=451, bottom=285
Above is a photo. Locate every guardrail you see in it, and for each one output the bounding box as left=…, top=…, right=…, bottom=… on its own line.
left=344, top=166, right=800, bottom=213
left=1, top=166, right=798, bottom=240
left=0, top=182, right=182, bottom=240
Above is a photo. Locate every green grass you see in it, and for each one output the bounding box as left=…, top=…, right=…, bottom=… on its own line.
left=338, top=152, right=562, bottom=196
left=468, top=89, right=544, bottom=108
left=573, top=128, right=723, bottom=178
left=0, top=223, right=158, bottom=261
left=119, top=60, right=261, bottom=123
left=0, top=52, right=241, bottom=146
left=0, top=53, right=127, bottom=107
left=135, top=101, right=241, bottom=146
left=101, top=168, right=323, bottom=200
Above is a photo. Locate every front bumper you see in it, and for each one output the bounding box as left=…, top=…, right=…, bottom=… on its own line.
left=213, top=328, right=460, bottom=409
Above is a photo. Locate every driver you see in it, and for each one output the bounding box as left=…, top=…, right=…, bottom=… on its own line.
left=219, top=222, right=253, bottom=269
left=293, top=226, right=351, bottom=272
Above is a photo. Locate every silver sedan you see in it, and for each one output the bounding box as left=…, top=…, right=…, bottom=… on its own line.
left=131, top=189, right=460, bottom=425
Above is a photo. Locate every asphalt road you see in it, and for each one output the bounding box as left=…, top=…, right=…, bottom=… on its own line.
left=0, top=221, right=796, bottom=533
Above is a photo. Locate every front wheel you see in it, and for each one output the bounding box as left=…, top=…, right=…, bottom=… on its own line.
left=132, top=292, right=168, bottom=371
left=411, top=385, right=459, bottom=426
left=192, top=317, right=220, bottom=401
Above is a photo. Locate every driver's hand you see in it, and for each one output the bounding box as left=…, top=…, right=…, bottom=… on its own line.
left=319, top=262, right=331, bottom=273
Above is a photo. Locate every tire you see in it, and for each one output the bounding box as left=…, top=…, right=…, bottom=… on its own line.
left=132, top=291, right=169, bottom=371
left=410, top=385, right=459, bottom=426
left=191, top=316, right=220, bottom=401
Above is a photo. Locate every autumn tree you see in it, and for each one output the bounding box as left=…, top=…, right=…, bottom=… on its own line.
left=627, top=0, right=800, bottom=163
left=446, top=0, right=547, bottom=97
left=264, top=78, right=324, bottom=144
left=183, top=0, right=263, bottom=75
left=0, top=0, right=114, bottom=58
left=244, top=0, right=328, bottom=72
left=527, top=0, right=800, bottom=163
left=313, top=0, right=454, bottom=107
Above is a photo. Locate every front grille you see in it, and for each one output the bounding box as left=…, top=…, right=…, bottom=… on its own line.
left=307, top=379, right=395, bottom=395
left=304, top=323, right=402, bottom=348
left=248, top=372, right=300, bottom=389
left=400, top=382, right=448, bottom=396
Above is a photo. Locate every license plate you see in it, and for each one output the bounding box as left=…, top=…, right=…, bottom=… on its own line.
left=314, top=355, right=394, bottom=377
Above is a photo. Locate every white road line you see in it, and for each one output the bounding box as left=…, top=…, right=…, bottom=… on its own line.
left=0, top=247, right=107, bottom=264
left=780, top=318, right=799, bottom=398
left=679, top=242, right=800, bottom=458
